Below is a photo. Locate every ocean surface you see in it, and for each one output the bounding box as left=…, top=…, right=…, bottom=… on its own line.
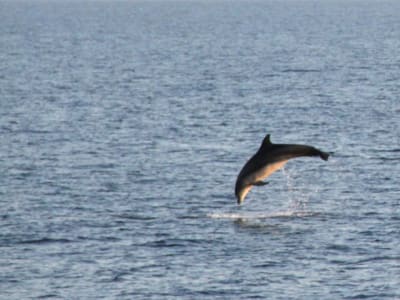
left=1, top=0, right=399, bottom=299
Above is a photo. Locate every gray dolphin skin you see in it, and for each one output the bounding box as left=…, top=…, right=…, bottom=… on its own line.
left=235, top=134, right=329, bottom=205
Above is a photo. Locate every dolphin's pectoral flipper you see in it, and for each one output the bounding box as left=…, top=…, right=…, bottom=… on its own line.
left=253, top=181, right=269, bottom=186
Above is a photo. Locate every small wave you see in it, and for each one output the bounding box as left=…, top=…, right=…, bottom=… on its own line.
left=140, top=238, right=206, bottom=248
left=18, top=238, right=72, bottom=245
left=113, top=213, right=156, bottom=221
left=355, top=256, right=400, bottom=264
left=37, top=294, right=60, bottom=299
left=207, top=210, right=318, bottom=220
left=370, top=148, right=400, bottom=153
left=281, top=68, right=321, bottom=73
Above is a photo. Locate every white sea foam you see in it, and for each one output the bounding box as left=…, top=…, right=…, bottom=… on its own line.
left=207, top=210, right=317, bottom=219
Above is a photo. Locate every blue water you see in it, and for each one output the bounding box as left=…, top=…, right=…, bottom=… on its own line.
left=1, top=0, right=399, bottom=299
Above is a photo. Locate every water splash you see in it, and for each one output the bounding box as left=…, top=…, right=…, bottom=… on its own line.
left=281, top=166, right=319, bottom=212
left=209, top=167, right=322, bottom=220
left=207, top=210, right=318, bottom=219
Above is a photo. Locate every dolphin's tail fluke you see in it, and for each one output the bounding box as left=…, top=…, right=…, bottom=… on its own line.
left=319, top=151, right=330, bottom=161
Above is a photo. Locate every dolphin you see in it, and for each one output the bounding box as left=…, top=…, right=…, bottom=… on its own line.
left=235, top=134, right=329, bottom=205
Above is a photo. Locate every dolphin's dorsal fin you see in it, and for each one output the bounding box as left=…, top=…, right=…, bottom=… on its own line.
left=259, top=134, right=272, bottom=152
left=262, top=134, right=272, bottom=146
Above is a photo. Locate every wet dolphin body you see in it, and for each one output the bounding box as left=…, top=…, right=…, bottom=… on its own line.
left=235, top=134, right=329, bottom=205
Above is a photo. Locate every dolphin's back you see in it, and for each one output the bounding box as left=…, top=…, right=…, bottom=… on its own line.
left=238, top=144, right=326, bottom=181
left=259, top=144, right=328, bottom=163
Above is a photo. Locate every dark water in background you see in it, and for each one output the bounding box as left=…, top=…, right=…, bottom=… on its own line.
left=1, top=0, right=399, bottom=299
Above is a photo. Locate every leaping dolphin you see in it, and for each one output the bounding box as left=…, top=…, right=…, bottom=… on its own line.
left=235, top=134, right=329, bottom=205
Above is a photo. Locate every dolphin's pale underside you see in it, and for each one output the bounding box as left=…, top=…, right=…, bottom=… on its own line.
left=235, top=134, right=329, bottom=204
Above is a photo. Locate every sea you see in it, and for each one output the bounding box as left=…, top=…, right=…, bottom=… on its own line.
left=1, top=0, right=399, bottom=299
